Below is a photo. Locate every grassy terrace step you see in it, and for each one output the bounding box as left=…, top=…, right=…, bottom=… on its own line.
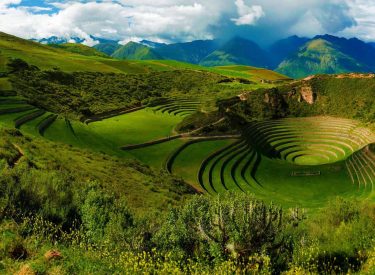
left=165, top=137, right=240, bottom=173
left=84, top=106, right=145, bottom=124
left=207, top=141, right=247, bottom=193
left=171, top=139, right=236, bottom=190
left=264, top=131, right=371, bottom=145
left=357, top=154, right=374, bottom=188
left=18, top=112, right=52, bottom=134
left=229, top=148, right=252, bottom=191
left=154, top=101, right=199, bottom=109
left=38, top=114, right=58, bottom=136
left=345, top=145, right=375, bottom=190
left=0, top=99, right=27, bottom=104
left=242, top=151, right=262, bottom=192
left=248, top=125, right=372, bottom=142
left=198, top=140, right=243, bottom=193
left=277, top=143, right=347, bottom=157
left=151, top=98, right=201, bottom=117
left=14, top=109, right=46, bottom=128
left=0, top=106, right=35, bottom=114
left=196, top=139, right=262, bottom=195
left=351, top=154, right=367, bottom=188
left=219, top=143, right=249, bottom=191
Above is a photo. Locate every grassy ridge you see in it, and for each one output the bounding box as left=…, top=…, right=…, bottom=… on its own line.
left=9, top=67, right=229, bottom=119
left=222, top=75, right=375, bottom=130
left=49, top=43, right=110, bottom=58
left=276, top=38, right=375, bottom=78
left=0, top=32, right=289, bottom=82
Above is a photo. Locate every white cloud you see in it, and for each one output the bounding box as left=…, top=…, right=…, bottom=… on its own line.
left=0, top=0, right=373, bottom=44
left=338, top=0, right=375, bottom=41
left=22, top=6, right=53, bottom=13
left=0, top=1, right=224, bottom=43
left=231, top=0, right=264, bottom=26
left=289, top=10, right=325, bottom=37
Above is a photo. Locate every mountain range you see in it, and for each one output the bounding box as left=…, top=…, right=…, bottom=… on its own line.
left=35, top=34, right=375, bottom=78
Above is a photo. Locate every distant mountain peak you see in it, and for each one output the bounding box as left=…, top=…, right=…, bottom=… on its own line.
left=111, top=41, right=162, bottom=60
left=31, top=35, right=119, bottom=45
left=200, top=37, right=270, bottom=68
left=32, top=36, right=85, bottom=45
left=276, top=35, right=375, bottom=78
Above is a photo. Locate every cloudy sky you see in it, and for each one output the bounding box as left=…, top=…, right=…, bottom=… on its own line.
left=0, top=0, right=374, bottom=46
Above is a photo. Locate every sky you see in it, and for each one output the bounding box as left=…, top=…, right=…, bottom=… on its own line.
left=0, top=0, right=374, bottom=46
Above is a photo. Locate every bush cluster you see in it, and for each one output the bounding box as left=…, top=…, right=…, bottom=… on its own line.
left=8, top=59, right=228, bottom=120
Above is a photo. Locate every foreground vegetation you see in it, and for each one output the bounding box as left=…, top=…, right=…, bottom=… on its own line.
left=1, top=190, right=375, bottom=273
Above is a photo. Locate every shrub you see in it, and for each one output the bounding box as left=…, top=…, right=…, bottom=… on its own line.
left=80, top=182, right=134, bottom=245
left=154, top=192, right=294, bottom=271
left=291, top=198, right=375, bottom=273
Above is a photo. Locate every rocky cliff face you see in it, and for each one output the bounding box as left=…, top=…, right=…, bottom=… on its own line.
left=299, top=85, right=316, bottom=104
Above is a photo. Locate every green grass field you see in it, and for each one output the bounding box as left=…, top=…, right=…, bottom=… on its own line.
left=129, top=139, right=186, bottom=168
left=0, top=102, right=188, bottom=160
left=87, top=108, right=184, bottom=147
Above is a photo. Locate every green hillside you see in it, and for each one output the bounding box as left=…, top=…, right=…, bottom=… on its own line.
left=154, top=40, right=219, bottom=64
left=0, top=32, right=289, bottom=84
left=276, top=39, right=371, bottom=78
left=1, top=32, right=218, bottom=75
left=200, top=37, right=270, bottom=68
left=49, top=43, right=110, bottom=58
left=9, top=67, right=228, bottom=120
left=220, top=74, right=375, bottom=129
left=0, top=32, right=163, bottom=74
left=93, top=41, right=121, bottom=55
left=111, top=42, right=162, bottom=60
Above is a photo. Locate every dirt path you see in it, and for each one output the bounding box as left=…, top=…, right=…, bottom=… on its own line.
left=121, top=117, right=234, bottom=150
left=121, top=133, right=241, bottom=150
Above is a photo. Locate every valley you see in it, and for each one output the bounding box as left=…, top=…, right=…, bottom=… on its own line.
left=0, top=30, right=374, bottom=274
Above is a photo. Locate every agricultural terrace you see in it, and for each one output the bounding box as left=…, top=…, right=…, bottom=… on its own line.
left=244, top=117, right=375, bottom=165
left=169, top=117, right=375, bottom=208
left=0, top=96, right=202, bottom=161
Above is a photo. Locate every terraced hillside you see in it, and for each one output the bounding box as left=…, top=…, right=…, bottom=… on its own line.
left=0, top=95, right=198, bottom=162
left=149, top=98, right=201, bottom=117
left=169, top=116, right=375, bottom=207
left=0, top=96, right=60, bottom=136
left=244, top=117, right=375, bottom=165
left=2, top=91, right=374, bottom=209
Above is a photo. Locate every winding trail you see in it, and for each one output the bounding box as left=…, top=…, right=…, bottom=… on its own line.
left=121, top=117, right=232, bottom=150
